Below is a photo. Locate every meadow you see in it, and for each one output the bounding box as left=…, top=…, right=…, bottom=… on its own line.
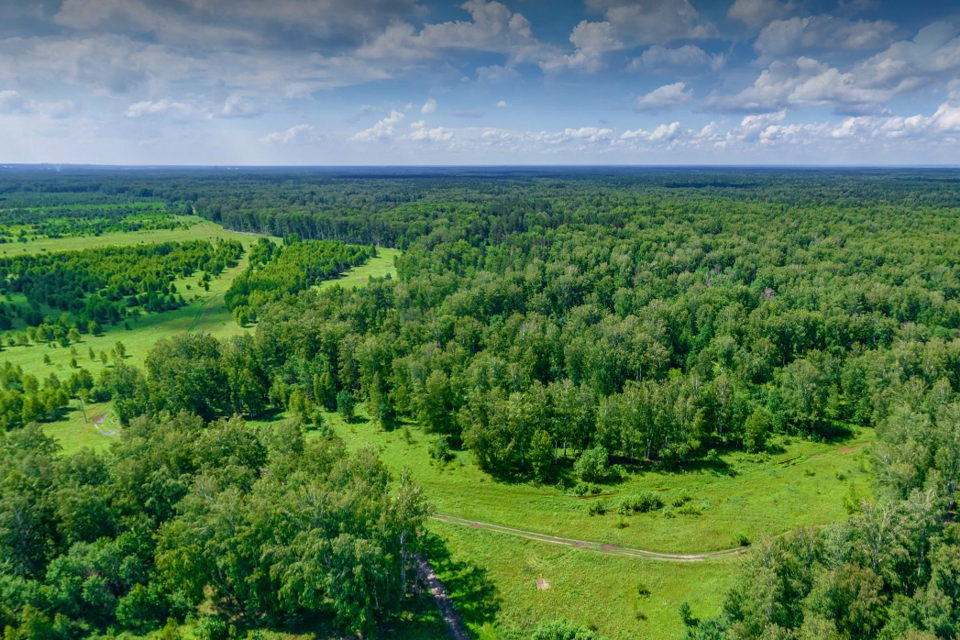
left=310, top=405, right=874, bottom=640
left=0, top=226, right=398, bottom=456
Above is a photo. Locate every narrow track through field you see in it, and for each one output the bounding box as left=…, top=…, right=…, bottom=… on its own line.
left=431, top=514, right=750, bottom=563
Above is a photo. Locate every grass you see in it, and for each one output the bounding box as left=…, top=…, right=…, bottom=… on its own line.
left=0, top=227, right=394, bottom=455
left=318, top=247, right=401, bottom=290
left=0, top=216, right=237, bottom=256
left=310, top=408, right=873, bottom=639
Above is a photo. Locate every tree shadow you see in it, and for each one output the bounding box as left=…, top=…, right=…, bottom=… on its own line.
left=421, top=534, right=501, bottom=631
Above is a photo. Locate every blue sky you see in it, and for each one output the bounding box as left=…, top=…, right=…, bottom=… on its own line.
left=0, top=0, right=959, bottom=165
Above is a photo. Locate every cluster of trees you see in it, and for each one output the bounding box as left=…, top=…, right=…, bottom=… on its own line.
left=225, top=237, right=374, bottom=325
left=0, top=415, right=430, bottom=638
left=0, top=240, right=243, bottom=334
left=0, top=203, right=185, bottom=241
left=691, top=402, right=960, bottom=640
left=0, top=362, right=72, bottom=428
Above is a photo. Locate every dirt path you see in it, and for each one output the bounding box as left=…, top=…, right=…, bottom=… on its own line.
left=415, top=554, right=470, bottom=640
left=431, top=514, right=749, bottom=563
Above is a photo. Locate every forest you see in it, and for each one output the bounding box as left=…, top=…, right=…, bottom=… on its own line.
left=0, top=240, right=243, bottom=336
left=0, top=167, right=958, bottom=640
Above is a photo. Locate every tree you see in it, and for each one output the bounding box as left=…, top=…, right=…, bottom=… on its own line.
left=575, top=446, right=610, bottom=483
left=337, top=390, right=356, bottom=422
left=743, top=408, right=772, bottom=453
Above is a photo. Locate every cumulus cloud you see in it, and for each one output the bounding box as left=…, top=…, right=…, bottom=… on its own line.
left=357, top=0, right=544, bottom=64
left=585, top=0, right=718, bottom=44
left=727, top=0, right=795, bottom=30
left=635, top=82, right=693, bottom=112
left=477, top=65, right=521, bottom=84
left=125, top=98, right=195, bottom=119
left=497, top=100, right=511, bottom=108
left=216, top=95, right=263, bottom=119
left=54, top=0, right=421, bottom=50
left=261, top=124, right=324, bottom=145
left=627, top=45, right=725, bottom=73
left=421, top=98, right=437, bottom=114
left=540, top=20, right=623, bottom=73
left=704, top=56, right=903, bottom=115
left=408, top=120, right=453, bottom=142
left=621, top=121, right=682, bottom=141
left=352, top=109, right=405, bottom=141
left=755, top=16, right=897, bottom=57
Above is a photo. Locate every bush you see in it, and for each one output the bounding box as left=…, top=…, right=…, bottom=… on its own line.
left=671, top=493, right=692, bottom=507
left=616, top=492, right=664, bottom=515
left=531, top=619, right=607, bottom=640
left=587, top=500, right=606, bottom=516
left=195, top=616, right=228, bottom=640
left=575, top=445, right=610, bottom=483
left=429, top=435, right=455, bottom=463
left=572, top=481, right=602, bottom=496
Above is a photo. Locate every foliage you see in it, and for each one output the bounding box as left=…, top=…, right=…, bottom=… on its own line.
left=225, top=237, right=373, bottom=324
left=0, top=413, right=431, bottom=638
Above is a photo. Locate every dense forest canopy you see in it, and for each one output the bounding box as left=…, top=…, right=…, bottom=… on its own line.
left=0, top=167, right=959, bottom=639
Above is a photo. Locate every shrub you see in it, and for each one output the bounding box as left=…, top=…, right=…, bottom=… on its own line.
left=575, top=445, right=610, bottom=483
left=572, top=481, right=602, bottom=496
left=429, top=435, right=455, bottom=463
left=587, top=500, right=606, bottom=516
left=617, top=492, right=664, bottom=514
left=671, top=493, right=692, bottom=507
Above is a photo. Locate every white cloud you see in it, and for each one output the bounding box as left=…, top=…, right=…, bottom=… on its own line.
left=497, top=100, right=511, bottom=108
left=704, top=57, right=900, bottom=114
left=727, top=0, right=795, bottom=30
left=408, top=120, right=453, bottom=142
left=217, top=95, right=263, bottom=119
left=755, top=16, right=897, bottom=57
left=357, top=0, right=544, bottom=64
left=635, top=82, right=693, bottom=112
left=628, top=45, right=725, bottom=73
left=585, top=0, right=718, bottom=44
left=261, top=124, right=324, bottom=145
left=621, top=122, right=682, bottom=141
left=477, top=65, right=521, bottom=84
left=125, top=98, right=195, bottom=119
left=54, top=0, right=422, bottom=50
left=541, top=20, right=624, bottom=73
left=352, top=109, right=405, bottom=141
left=0, top=90, right=26, bottom=114
left=421, top=98, right=438, bottom=114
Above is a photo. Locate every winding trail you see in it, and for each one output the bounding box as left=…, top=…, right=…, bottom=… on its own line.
left=431, top=514, right=750, bottom=563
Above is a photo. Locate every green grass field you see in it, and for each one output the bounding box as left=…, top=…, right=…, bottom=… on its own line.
left=318, top=247, right=401, bottom=289
left=0, top=216, right=234, bottom=255
left=0, top=227, right=397, bottom=455
left=305, top=407, right=872, bottom=639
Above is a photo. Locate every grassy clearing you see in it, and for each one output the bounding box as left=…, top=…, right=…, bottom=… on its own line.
left=307, top=408, right=872, bottom=639
left=318, top=247, right=401, bottom=290
left=0, top=230, right=390, bottom=454
left=0, top=216, right=239, bottom=256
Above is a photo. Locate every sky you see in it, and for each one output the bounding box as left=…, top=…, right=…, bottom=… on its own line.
left=1, top=0, right=959, bottom=165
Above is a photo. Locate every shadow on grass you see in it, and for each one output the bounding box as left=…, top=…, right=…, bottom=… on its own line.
left=422, top=533, right=501, bottom=631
